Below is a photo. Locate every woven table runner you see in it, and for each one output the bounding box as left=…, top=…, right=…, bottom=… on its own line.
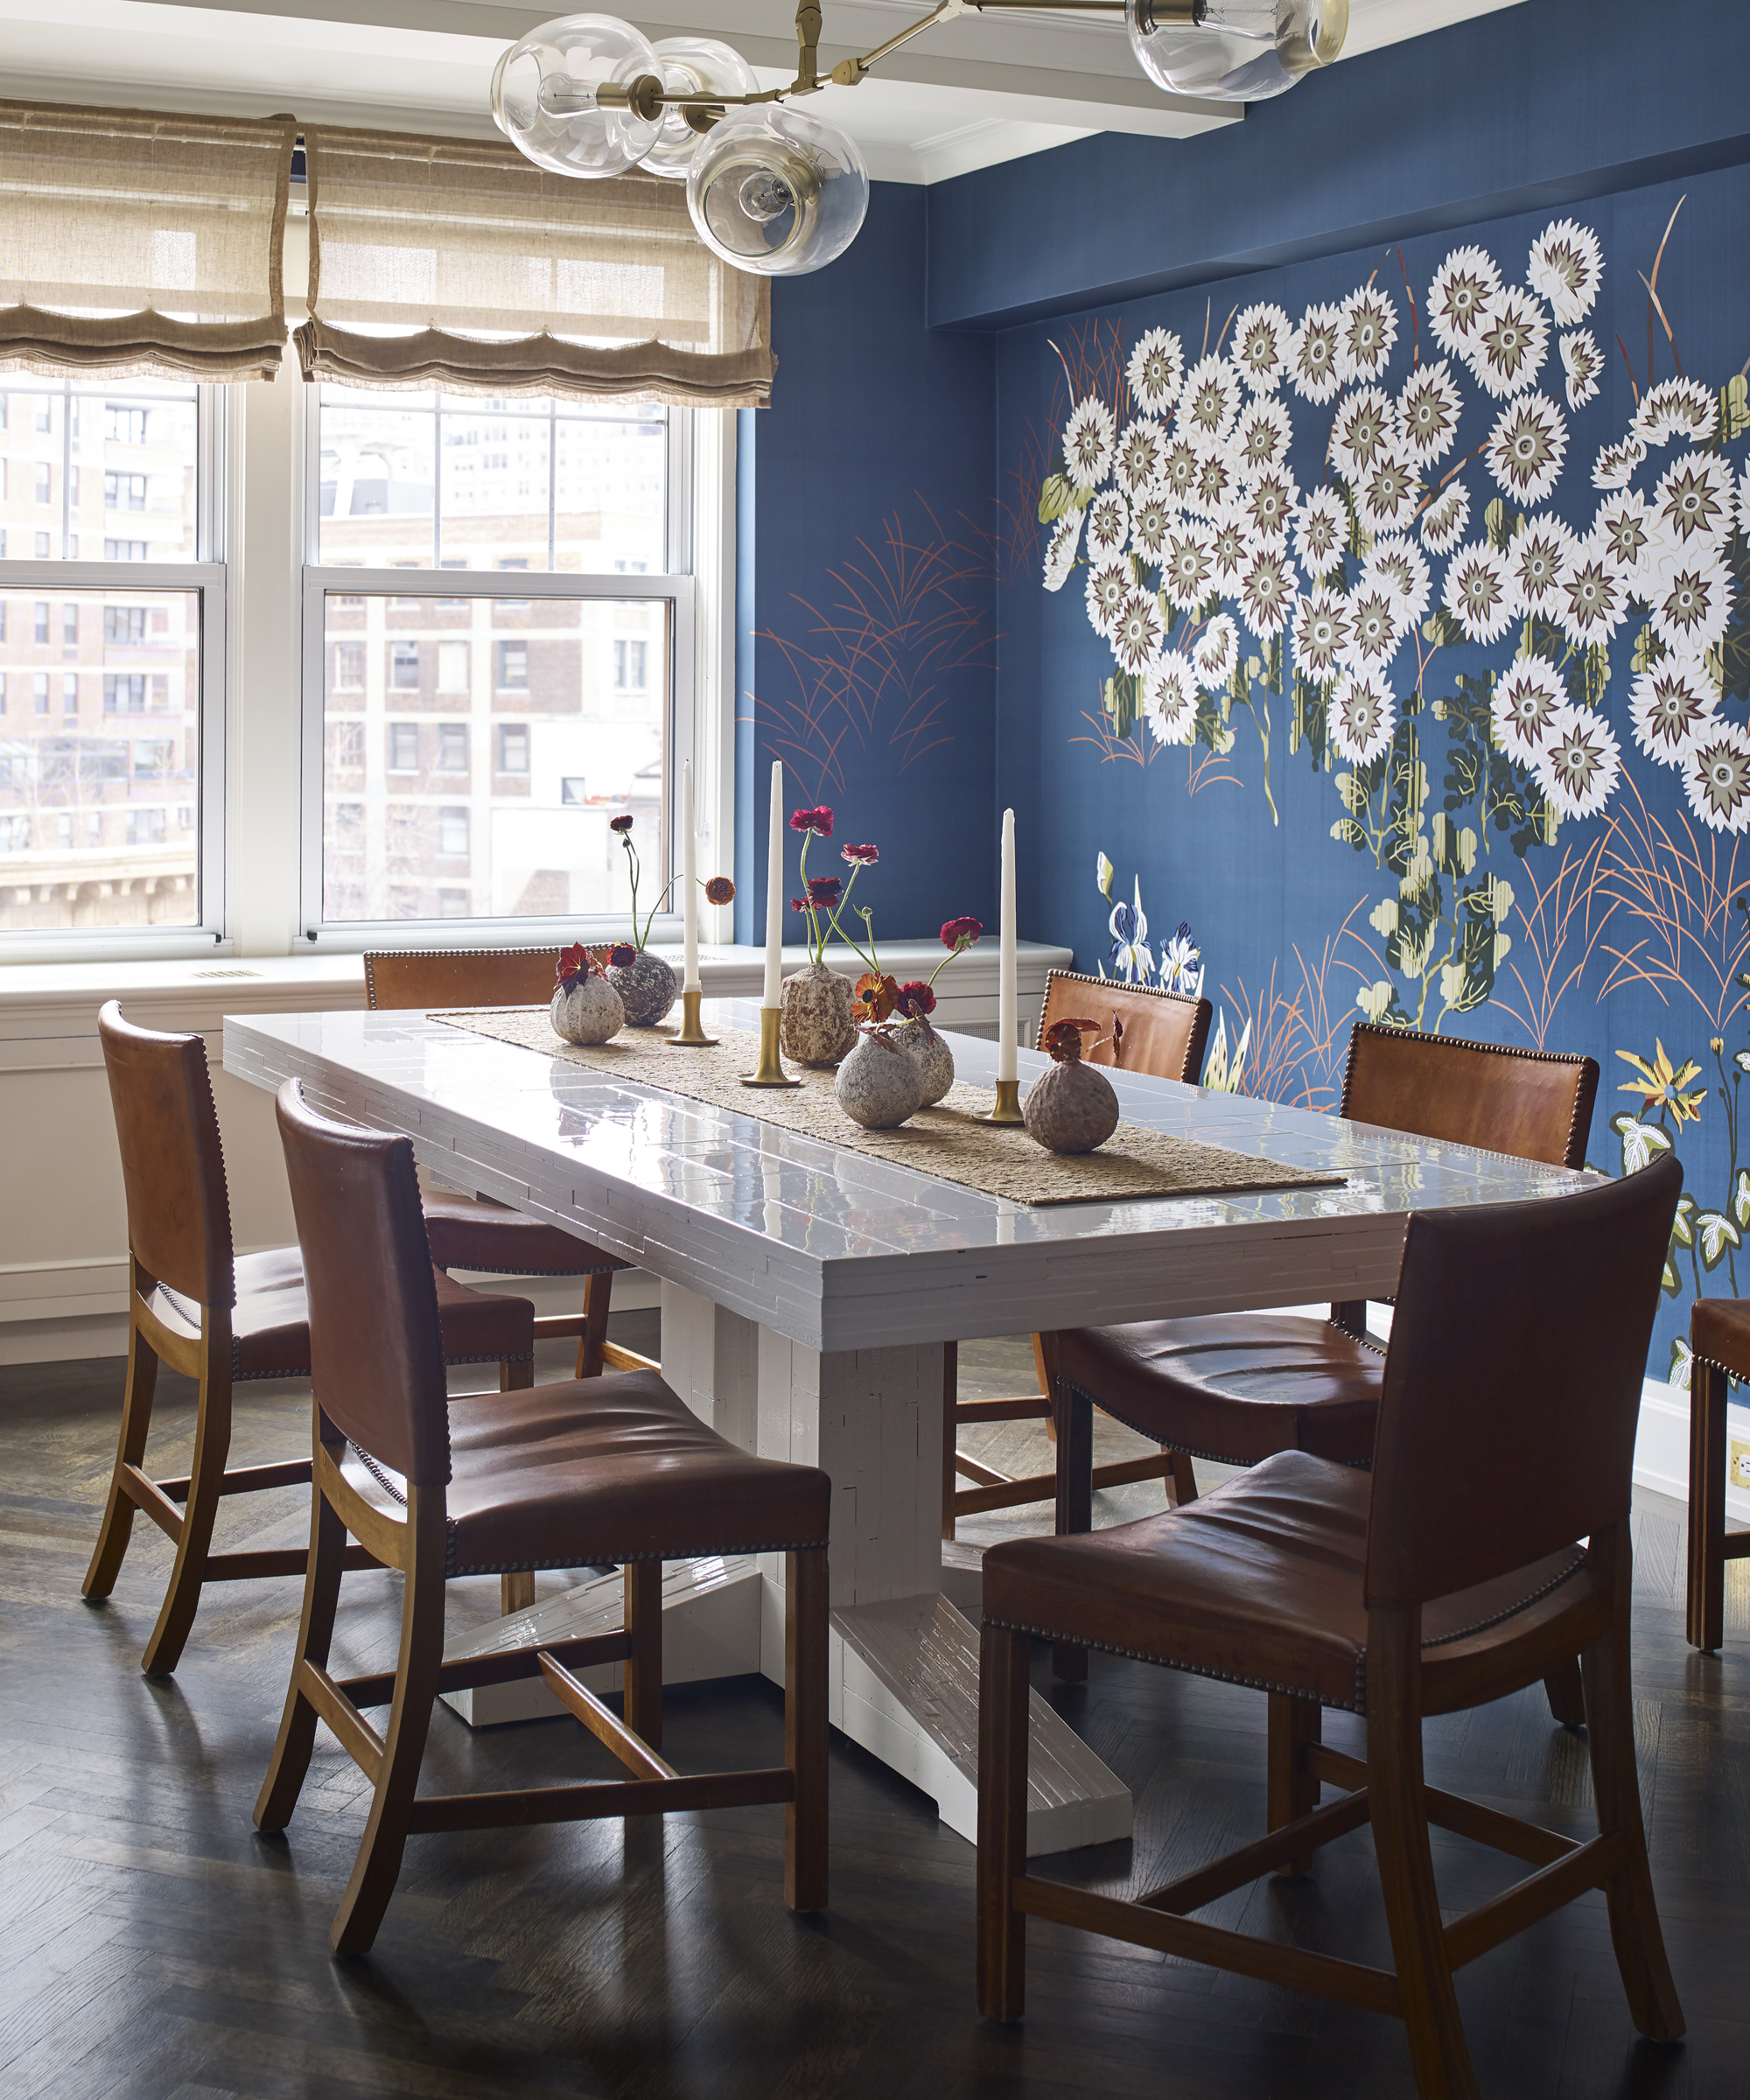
left=430, top=1007, right=1347, bottom=1208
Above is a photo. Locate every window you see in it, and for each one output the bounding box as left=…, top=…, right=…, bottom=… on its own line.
left=105, top=606, right=148, bottom=645
left=35, top=463, right=51, bottom=505
left=496, top=640, right=528, bottom=690
left=34, top=602, right=48, bottom=644
left=614, top=639, right=648, bottom=691
left=332, top=641, right=365, bottom=689
left=438, top=886, right=470, bottom=917
left=561, top=776, right=586, bottom=804
left=107, top=407, right=148, bottom=444
left=388, top=723, right=419, bottom=771
left=62, top=674, right=78, bottom=714
left=34, top=673, right=48, bottom=713
left=436, top=724, right=468, bottom=774
left=105, top=472, right=149, bottom=512
left=438, top=807, right=469, bottom=857
left=125, top=808, right=167, bottom=845
left=331, top=721, right=365, bottom=769
left=104, top=540, right=149, bottom=562
left=63, top=606, right=78, bottom=644
left=498, top=724, right=529, bottom=774
left=105, top=674, right=148, bottom=712
left=389, top=640, right=420, bottom=690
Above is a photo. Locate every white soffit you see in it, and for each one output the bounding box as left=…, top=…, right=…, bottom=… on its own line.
left=0, top=0, right=1530, bottom=185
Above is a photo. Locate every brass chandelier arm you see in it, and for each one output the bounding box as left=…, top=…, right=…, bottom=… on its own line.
left=598, top=0, right=1130, bottom=123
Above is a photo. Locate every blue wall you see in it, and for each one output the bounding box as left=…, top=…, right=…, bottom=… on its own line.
left=735, top=183, right=998, bottom=949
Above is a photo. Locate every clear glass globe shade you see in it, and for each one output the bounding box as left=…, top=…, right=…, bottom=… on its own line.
left=685, top=105, right=869, bottom=276
left=491, top=13, right=662, bottom=178
left=640, top=37, right=760, bottom=179
left=1125, top=0, right=1346, bottom=101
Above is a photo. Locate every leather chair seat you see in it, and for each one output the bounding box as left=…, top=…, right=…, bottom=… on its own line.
left=1690, top=1296, right=1750, bottom=1379
left=153, top=1244, right=534, bottom=1380
left=419, top=1191, right=626, bottom=1278
left=982, top=1450, right=1605, bottom=1715
left=1056, top=1313, right=1384, bottom=1468
left=350, top=1368, right=831, bottom=1575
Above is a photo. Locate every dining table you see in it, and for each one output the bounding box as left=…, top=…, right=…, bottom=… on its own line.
left=222, top=995, right=1592, bottom=1856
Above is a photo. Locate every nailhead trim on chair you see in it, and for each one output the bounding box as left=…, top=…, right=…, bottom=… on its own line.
left=364, top=944, right=561, bottom=1009
left=1033, top=969, right=1205, bottom=1076
left=1341, top=1020, right=1595, bottom=1172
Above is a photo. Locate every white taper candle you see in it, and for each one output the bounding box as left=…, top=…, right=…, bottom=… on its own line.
left=998, top=807, right=1018, bottom=1082
left=681, top=760, right=698, bottom=992
left=763, top=760, right=784, bottom=1008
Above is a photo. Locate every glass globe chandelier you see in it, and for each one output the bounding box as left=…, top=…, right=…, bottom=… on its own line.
left=493, top=0, right=1348, bottom=276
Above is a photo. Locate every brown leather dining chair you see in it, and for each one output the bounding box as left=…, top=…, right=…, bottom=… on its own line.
left=257, top=1079, right=831, bottom=1957
left=942, top=970, right=1213, bottom=1538
left=1045, top=1021, right=1599, bottom=1722
left=1684, top=1297, right=1750, bottom=1651
left=364, top=946, right=655, bottom=1384
left=84, top=1002, right=536, bottom=1675
left=978, top=1153, right=1685, bottom=2100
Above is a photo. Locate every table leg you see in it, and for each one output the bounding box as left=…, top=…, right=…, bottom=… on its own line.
left=443, top=1284, right=1131, bottom=1854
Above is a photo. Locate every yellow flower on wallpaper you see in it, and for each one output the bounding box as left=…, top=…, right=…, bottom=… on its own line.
left=1617, top=1041, right=1706, bottom=1123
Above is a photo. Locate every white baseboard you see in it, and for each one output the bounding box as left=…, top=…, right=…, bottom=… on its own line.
left=1634, top=1375, right=1750, bottom=1522
left=0, top=1264, right=662, bottom=1367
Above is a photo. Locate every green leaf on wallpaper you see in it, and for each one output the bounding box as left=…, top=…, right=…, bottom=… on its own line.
left=1563, top=640, right=1611, bottom=710
left=1723, top=374, right=1750, bottom=443
left=1697, top=1210, right=1741, bottom=1270
left=1630, top=622, right=1666, bottom=676
left=1612, top=1111, right=1674, bottom=1174
left=1670, top=1335, right=1694, bottom=1383
left=1038, top=472, right=1078, bottom=525
left=1103, top=671, right=1142, bottom=738
left=1671, top=1194, right=1696, bottom=1249
left=1662, top=1257, right=1682, bottom=1298
left=1422, top=607, right=1465, bottom=648
left=1331, top=818, right=1366, bottom=847
left=1733, top=1168, right=1750, bottom=1229
left=1483, top=497, right=1522, bottom=552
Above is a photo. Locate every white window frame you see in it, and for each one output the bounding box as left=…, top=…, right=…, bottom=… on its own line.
left=0, top=385, right=228, bottom=961
left=296, top=394, right=724, bottom=955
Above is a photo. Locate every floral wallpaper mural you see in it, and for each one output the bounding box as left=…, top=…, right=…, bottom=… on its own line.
left=1012, top=173, right=1750, bottom=1385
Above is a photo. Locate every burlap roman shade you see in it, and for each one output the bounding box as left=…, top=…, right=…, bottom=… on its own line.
left=296, top=124, right=774, bottom=408
left=0, top=100, right=295, bottom=382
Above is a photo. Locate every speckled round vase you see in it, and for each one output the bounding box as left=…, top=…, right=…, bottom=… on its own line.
left=550, top=974, right=624, bottom=1046
left=780, top=961, right=858, bottom=1067
left=606, top=948, right=677, bottom=1027
left=892, top=1016, right=954, bottom=1107
left=835, top=1032, right=925, bottom=1129
left=1023, top=1058, right=1120, bottom=1153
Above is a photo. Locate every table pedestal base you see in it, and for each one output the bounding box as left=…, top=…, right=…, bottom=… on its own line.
left=441, top=1563, right=1130, bottom=1855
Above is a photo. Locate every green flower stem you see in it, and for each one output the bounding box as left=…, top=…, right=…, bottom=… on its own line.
left=820, top=861, right=880, bottom=974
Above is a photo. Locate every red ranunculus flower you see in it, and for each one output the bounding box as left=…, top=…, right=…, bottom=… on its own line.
left=895, top=980, right=935, bottom=1018
left=557, top=942, right=589, bottom=987
left=941, top=915, right=984, bottom=949
left=840, top=843, right=878, bottom=864
left=790, top=896, right=809, bottom=913
left=608, top=943, right=636, bottom=967
left=789, top=805, right=834, bottom=837
left=807, top=876, right=842, bottom=907
left=610, top=814, right=634, bottom=834
left=704, top=875, right=735, bottom=905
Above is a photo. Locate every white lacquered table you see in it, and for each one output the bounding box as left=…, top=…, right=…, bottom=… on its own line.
left=223, top=998, right=1592, bottom=1854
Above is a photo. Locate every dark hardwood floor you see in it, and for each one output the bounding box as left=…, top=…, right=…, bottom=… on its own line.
left=3, top=1320, right=1747, bottom=2098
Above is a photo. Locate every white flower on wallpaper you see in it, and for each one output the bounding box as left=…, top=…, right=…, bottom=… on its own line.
left=1040, top=210, right=1750, bottom=834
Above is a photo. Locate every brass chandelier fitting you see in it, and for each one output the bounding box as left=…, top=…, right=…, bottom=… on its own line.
left=494, top=0, right=1348, bottom=276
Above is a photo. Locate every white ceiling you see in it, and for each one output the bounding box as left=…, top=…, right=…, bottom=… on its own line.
left=0, top=0, right=1530, bottom=185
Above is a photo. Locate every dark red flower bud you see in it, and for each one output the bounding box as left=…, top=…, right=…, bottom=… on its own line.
left=608, top=943, right=635, bottom=967
left=704, top=875, right=735, bottom=905
left=941, top=915, right=984, bottom=950
left=610, top=814, right=634, bottom=834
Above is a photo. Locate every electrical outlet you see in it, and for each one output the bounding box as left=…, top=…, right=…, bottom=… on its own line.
left=1731, top=1438, right=1750, bottom=1493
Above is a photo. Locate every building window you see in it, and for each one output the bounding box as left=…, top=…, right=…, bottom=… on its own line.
left=614, top=639, right=648, bottom=690
left=331, top=720, right=365, bottom=769
left=104, top=674, right=148, bottom=712
left=436, top=723, right=468, bottom=774
left=104, top=606, right=148, bottom=644
left=125, top=808, right=167, bottom=845
left=35, top=463, right=51, bottom=505
left=62, top=674, right=78, bottom=714
left=496, top=640, right=528, bottom=690
left=63, top=605, right=78, bottom=644
left=498, top=724, right=529, bottom=774
left=389, top=640, right=420, bottom=690
left=388, top=723, right=420, bottom=772
left=438, top=806, right=469, bottom=857
left=34, top=601, right=49, bottom=644
left=104, top=540, right=150, bottom=561
left=104, top=471, right=150, bottom=512
left=333, top=641, right=364, bottom=688
left=34, top=672, right=49, bottom=713
left=438, top=886, right=470, bottom=917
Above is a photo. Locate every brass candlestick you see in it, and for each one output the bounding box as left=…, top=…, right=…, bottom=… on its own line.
left=739, top=1005, right=802, bottom=1088
left=666, top=986, right=718, bottom=1046
left=976, top=1076, right=1025, bottom=1125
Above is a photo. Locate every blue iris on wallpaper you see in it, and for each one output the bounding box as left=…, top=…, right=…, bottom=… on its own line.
left=1019, top=186, right=1750, bottom=1384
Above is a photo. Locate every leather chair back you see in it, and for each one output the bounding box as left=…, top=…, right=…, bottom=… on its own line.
left=1365, top=1152, right=1681, bottom=1608
left=1037, top=970, right=1211, bottom=1084
left=1341, top=1022, right=1597, bottom=1169
left=99, top=1001, right=235, bottom=1308
left=275, top=1079, right=452, bottom=1487
left=364, top=948, right=562, bottom=1012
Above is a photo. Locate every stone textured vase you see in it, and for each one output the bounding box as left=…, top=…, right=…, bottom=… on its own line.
left=892, top=1016, right=954, bottom=1107
left=780, top=961, right=858, bottom=1067
left=1023, top=1053, right=1120, bottom=1153
left=607, top=948, right=677, bottom=1027
left=835, top=1032, right=924, bottom=1130
left=550, top=973, right=625, bottom=1046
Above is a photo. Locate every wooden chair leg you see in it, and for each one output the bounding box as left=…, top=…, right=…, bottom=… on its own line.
left=329, top=1488, right=449, bottom=1958
left=256, top=1417, right=351, bottom=1834
left=575, top=1270, right=613, bottom=1380
left=1368, top=1604, right=1479, bottom=2100
left=976, top=1621, right=1030, bottom=2021
left=1166, top=1450, right=1198, bottom=1508
left=496, top=1355, right=540, bottom=1611
left=1687, top=1358, right=1728, bottom=1652
left=1032, top=1334, right=1057, bottom=1445
left=622, top=1558, right=664, bottom=1754
left=83, top=1302, right=160, bottom=1601
left=1542, top=1656, right=1586, bottom=1728
left=1050, top=1369, right=1092, bottom=1683
left=942, top=1340, right=960, bottom=1543
left=785, top=1547, right=829, bottom=1914
left=139, top=1320, right=233, bottom=1677
left=1582, top=1522, right=1685, bottom=2044
left=1267, top=1693, right=1321, bottom=1876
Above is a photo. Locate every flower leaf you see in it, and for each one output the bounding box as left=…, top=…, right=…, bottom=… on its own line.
left=1609, top=1111, right=1673, bottom=1174
left=1734, top=1168, right=1750, bottom=1230
left=1697, top=1210, right=1742, bottom=1270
